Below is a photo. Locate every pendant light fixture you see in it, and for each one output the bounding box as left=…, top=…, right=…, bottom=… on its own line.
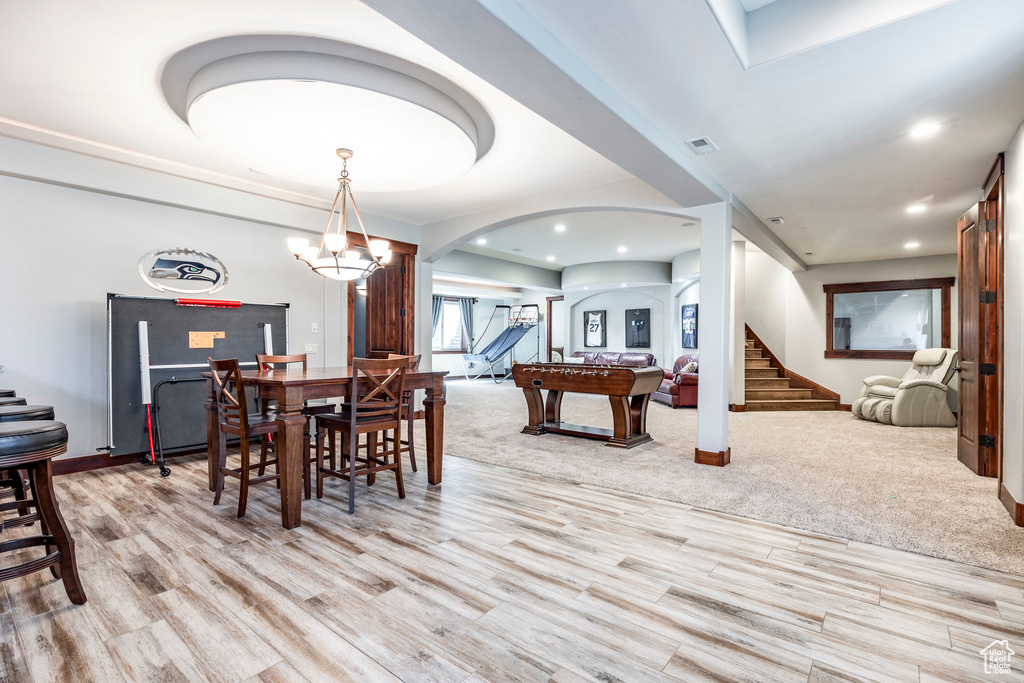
left=287, top=149, right=391, bottom=280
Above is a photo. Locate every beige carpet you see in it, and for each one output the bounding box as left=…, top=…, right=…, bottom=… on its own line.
left=431, top=381, right=1024, bottom=575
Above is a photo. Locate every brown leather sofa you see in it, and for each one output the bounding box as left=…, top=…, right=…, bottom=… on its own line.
left=652, top=354, right=698, bottom=408
left=569, top=351, right=657, bottom=367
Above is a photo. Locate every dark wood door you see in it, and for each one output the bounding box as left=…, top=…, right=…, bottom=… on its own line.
left=366, top=253, right=413, bottom=357
left=958, top=203, right=982, bottom=474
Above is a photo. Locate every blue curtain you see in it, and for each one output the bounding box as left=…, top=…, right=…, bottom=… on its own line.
left=431, top=296, right=443, bottom=336
left=459, top=298, right=474, bottom=349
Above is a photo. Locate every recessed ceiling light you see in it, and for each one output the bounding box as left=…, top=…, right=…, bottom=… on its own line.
left=906, top=204, right=926, bottom=214
left=905, top=241, right=921, bottom=249
left=475, top=238, right=487, bottom=245
left=546, top=255, right=556, bottom=262
left=583, top=286, right=589, bottom=290
left=620, top=283, right=627, bottom=287
left=617, top=246, right=627, bottom=253
left=554, top=224, right=566, bottom=232
left=909, top=121, right=941, bottom=139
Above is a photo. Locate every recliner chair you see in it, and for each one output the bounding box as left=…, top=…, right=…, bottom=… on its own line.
left=852, top=348, right=958, bottom=427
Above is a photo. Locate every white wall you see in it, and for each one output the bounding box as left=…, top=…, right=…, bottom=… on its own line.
left=0, top=174, right=418, bottom=459
left=1003, top=122, right=1024, bottom=503
left=745, top=250, right=789, bottom=359
left=566, top=287, right=669, bottom=366
left=781, top=254, right=958, bottom=403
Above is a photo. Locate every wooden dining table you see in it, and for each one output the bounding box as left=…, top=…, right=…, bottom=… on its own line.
left=203, top=366, right=448, bottom=529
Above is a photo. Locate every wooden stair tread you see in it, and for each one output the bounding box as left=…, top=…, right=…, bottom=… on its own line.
left=745, top=399, right=838, bottom=411
left=745, top=389, right=813, bottom=400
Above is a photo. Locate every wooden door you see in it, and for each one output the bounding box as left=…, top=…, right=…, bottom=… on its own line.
left=958, top=203, right=982, bottom=474
left=366, top=253, right=414, bottom=357
left=958, top=189, right=1002, bottom=479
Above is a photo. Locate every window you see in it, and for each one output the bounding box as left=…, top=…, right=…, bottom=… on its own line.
left=824, top=278, right=954, bottom=360
left=432, top=298, right=468, bottom=352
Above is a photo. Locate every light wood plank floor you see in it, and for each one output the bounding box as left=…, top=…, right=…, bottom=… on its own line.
left=2, top=452, right=1023, bottom=682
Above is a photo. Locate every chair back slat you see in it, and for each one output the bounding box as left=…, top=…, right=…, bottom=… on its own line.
left=208, top=358, right=250, bottom=438
left=256, top=353, right=308, bottom=372
left=351, top=356, right=410, bottom=421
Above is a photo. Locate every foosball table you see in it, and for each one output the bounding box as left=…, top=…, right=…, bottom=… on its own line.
left=511, top=363, right=664, bottom=448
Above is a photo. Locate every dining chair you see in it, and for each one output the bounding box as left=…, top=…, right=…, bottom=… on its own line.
left=314, top=356, right=411, bottom=513
left=255, top=353, right=334, bottom=499
left=208, top=358, right=292, bottom=518
left=386, top=353, right=421, bottom=472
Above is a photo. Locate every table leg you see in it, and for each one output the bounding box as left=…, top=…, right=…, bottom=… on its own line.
left=276, top=387, right=306, bottom=529
left=630, top=394, right=651, bottom=436
left=544, top=390, right=563, bottom=423
left=609, top=395, right=631, bottom=443
left=204, top=377, right=219, bottom=492
left=521, top=387, right=546, bottom=436
left=424, top=376, right=446, bottom=485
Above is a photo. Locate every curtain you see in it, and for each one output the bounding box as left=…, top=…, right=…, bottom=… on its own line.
left=431, top=296, right=443, bottom=336
left=459, top=297, right=474, bottom=350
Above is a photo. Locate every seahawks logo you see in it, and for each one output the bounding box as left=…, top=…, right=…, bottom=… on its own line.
left=138, top=248, right=228, bottom=294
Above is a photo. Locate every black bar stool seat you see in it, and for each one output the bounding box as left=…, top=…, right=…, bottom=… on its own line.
left=0, top=405, right=55, bottom=422
left=0, top=397, right=27, bottom=407
left=0, top=421, right=86, bottom=605
left=0, top=390, right=15, bottom=398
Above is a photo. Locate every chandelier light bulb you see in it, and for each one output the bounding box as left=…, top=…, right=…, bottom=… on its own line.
left=300, top=246, right=319, bottom=263
left=324, top=233, right=346, bottom=254
left=368, top=239, right=389, bottom=258
left=287, top=237, right=309, bottom=255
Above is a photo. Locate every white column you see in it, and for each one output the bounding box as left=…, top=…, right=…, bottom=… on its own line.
left=730, top=240, right=746, bottom=408
left=417, top=258, right=434, bottom=372
left=696, top=200, right=732, bottom=465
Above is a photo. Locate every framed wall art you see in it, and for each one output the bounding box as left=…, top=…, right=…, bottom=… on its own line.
left=681, top=303, right=698, bottom=349
left=625, top=308, right=651, bottom=348
left=584, top=310, right=606, bottom=347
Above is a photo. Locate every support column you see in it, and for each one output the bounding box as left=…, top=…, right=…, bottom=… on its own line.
left=417, top=259, right=433, bottom=372
left=696, top=201, right=732, bottom=466
left=730, top=240, right=746, bottom=409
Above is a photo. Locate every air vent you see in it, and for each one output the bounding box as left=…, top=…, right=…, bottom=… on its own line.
left=804, top=252, right=815, bottom=256
left=767, top=217, right=785, bottom=225
left=685, top=137, right=718, bottom=155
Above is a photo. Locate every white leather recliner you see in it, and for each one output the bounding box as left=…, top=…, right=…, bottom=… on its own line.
left=852, top=348, right=958, bottom=427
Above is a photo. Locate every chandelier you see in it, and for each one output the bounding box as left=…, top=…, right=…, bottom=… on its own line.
left=287, top=148, right=392, bottom=281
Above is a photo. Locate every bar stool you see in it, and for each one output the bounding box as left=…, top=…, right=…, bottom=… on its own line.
left=0, top=397, right=27, bottom=407
left=0, top=405, right=55, bottom=519
left=0, top=390, right=15, bottom=398
left=0, top=405, right=56, bottom=422
left=0, top=420, right=86, bottom=605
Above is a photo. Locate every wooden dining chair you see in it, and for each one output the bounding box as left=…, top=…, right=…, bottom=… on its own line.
left=255, top=353, right=337, bottom=499
left=208, top=358, right=293, bottom=518
left=386, top=353, right=421, bottom=472
left=314, top=356, right=411, bottom=514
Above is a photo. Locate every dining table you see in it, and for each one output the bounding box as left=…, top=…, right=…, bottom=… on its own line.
left=203, top=365, right=448, bottom=529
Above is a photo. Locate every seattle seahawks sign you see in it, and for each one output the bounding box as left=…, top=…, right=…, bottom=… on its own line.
left=138, top=248, right=228, bottom=294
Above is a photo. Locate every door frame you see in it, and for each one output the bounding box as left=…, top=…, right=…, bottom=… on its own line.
left=346, top=234, right=418, bottom=365
left=983, top=155, right=1005, bottom=483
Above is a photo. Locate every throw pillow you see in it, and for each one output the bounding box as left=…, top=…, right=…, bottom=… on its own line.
left=563, top=356, right=585, bottom=364
left=680, top=361, right=697, bottom=373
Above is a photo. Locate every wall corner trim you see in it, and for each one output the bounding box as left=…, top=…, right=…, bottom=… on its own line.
left=999, top=483, right=1024, bottom=526
left=695, top=447, right=731, bottom=467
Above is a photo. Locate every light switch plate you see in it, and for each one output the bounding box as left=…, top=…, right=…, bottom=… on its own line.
left=305, top=343, right=317, bottom=354
left=310, top=322, right=318, bottom=334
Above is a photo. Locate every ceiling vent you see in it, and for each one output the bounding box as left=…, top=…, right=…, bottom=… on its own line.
left=685, top=137, right=718, bottom=155
left=766, top=216, right=785, bottom=225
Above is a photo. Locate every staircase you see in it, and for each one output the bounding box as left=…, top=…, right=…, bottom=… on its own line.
left=744, top=334, right=838, bottom=411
